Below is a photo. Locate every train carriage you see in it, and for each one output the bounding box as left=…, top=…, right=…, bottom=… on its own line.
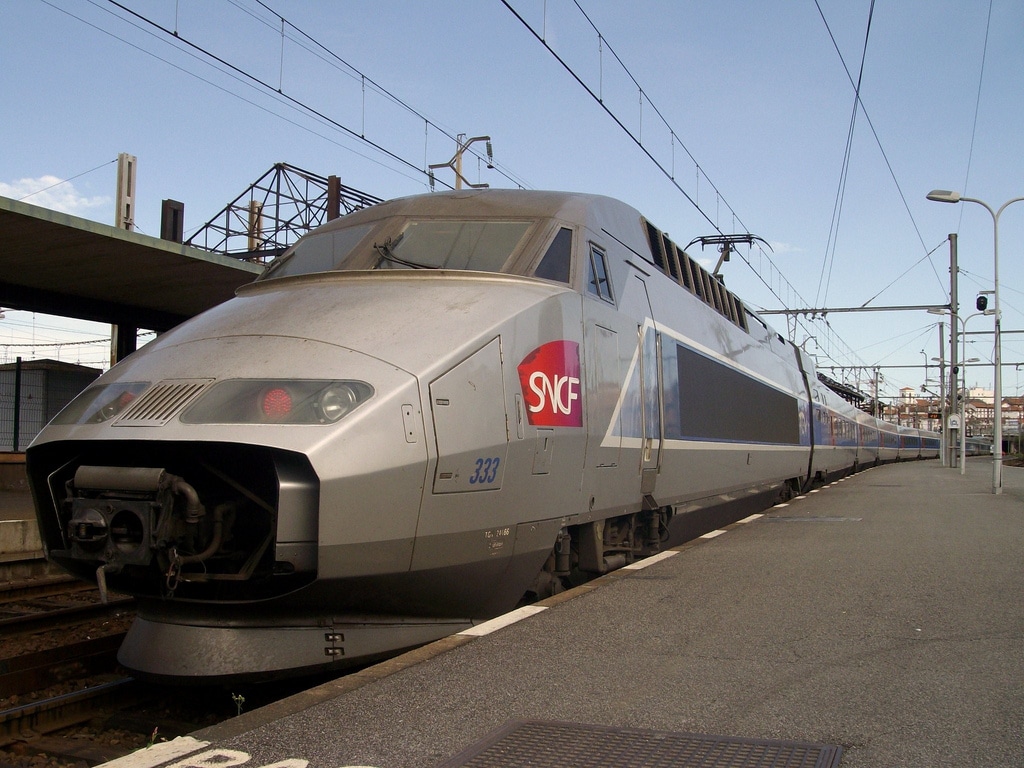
left=897, top=425, right=924, bottom=460
left=878, top=420, right=901, bottom=464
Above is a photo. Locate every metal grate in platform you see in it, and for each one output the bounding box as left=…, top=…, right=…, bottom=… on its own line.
left=435, top=720, right=843, bottom=768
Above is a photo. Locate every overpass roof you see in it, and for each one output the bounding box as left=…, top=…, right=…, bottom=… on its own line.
left=0, top=196, right=262, bottom=331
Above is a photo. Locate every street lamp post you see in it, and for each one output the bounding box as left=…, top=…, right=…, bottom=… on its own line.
left=927, top=190, right=1024, bottom=494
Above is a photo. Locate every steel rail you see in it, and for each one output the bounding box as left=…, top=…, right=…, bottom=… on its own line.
left=0, top=678, right=143, bottom=747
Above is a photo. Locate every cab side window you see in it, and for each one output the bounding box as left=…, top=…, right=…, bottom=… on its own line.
left=534, top=227, right=573, bottom=283
left=587, top=245, right=614, bottom=303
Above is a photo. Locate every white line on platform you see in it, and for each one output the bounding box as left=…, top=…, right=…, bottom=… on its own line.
left=97, top=737, right=211, bottom=768
left=699, top=529, right=727, bottom=539
left=736, top=514, right=764, bottom=524
left=458, top=605, right=547, bottom=637
left=622, top=550, right=678, bottom=570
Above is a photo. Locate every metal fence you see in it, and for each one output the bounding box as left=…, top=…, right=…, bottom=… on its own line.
left=0, top=359, right=100, bottom=451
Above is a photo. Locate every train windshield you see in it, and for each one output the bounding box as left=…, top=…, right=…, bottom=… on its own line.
left=261, top=219, right=534, bottom=279
left=374, top=221, right=532, bottom=272
left=260, top=223, right=376, bottom=280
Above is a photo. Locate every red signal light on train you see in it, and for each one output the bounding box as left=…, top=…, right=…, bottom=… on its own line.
left=261, top=387, right=293, bottom=419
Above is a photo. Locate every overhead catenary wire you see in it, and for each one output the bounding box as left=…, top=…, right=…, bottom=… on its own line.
left=14, top=158, right=117, bottom=203
left=38, top=0, right=427, bottom=195
left=813, top=0, right=944, bottom=299
left=859, top=238, right=951, bottom=309
left=245, top=0, right=533, bottom=190
left=501, top=0, right=869, bottom=372
left=16, top=2, right=1004, bottom=402
left=816, top=0, right=875, bottom=309
left=2, top=337, right=112, bottom=348
left=73, top=0, right=533, bottom=194
left=38, top=0, right=864, bottom=373
left=101, top=0, right=451, bottom=189
left=956, top=0, right=994, bottom=234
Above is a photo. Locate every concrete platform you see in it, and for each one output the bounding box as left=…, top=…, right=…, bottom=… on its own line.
left=101, top=459, right=1024, bottom=767
left=0, top=489, right=36, bottom=521
left=0, top=490, right=51, bottom=581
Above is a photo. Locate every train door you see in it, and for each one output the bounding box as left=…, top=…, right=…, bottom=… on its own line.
left=792, top=345, right=816, bottom=488
left=606, top=271, right=664, bottom=502
left=581, top=244, right=640, bottom=515
left=580, top=248, right=662, bottom=514
left=635, top=278, right=662, bottom=499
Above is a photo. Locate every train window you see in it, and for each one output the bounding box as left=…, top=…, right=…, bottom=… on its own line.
left=378, top=220, right=532, bottom=272
left=261, top=223, right=375, bottom=279
left=534, top=227, right=573, bottom=283
left=588, top=245, right=614, bottom=302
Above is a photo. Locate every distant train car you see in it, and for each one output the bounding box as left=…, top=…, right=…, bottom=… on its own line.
left=920, top=432, right=941, bottom=459
left=963, top=436, right=991, bottom=456
left=853, top=409, right=880, bottom=467
left=878, top=420, right=901, bottom=464
left=898, top=425, right=923, bottom=460
left=26, top=189, right=938, bottom=682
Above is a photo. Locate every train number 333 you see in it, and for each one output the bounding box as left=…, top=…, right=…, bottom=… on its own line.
left=469, top=457, right=500, bottom=485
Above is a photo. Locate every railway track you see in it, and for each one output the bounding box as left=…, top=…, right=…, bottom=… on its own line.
left=0, top=575, right=147, bottom=764
left=1, top=634, right=126, bottom=700
left=0, top=575, right=325, bottom=766
left=1, top=578, right=134, bottom=633
left=0, top=676, right=143, bottom=748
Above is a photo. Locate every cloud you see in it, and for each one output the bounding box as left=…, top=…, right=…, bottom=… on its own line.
left=1, top=176, right=110, bottom=217
left=767, top=241, right=804, bottom=255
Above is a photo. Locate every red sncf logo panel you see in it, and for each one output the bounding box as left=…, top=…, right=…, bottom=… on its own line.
left=518, top=341, right=582, bottom=427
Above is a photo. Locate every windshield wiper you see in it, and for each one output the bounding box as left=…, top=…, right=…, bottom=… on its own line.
left=373, top=235, right=437, bottom=270
left=258, top=250, right=295, bottom=280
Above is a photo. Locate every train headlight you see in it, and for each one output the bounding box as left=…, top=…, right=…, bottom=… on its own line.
left=182, top=380, right=373, bottom=424
left=52, top=382, right=151, bottom=425
left=316, top=382, right=363, bottom=423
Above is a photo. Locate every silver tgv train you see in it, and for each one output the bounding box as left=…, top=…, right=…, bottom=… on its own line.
left=26, top=189, right=938, bottom=682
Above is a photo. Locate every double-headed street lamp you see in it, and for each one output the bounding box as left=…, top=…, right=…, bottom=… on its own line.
left=927, top=190, right=1024, bottom=495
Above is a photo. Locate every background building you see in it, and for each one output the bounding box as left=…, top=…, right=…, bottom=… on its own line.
left=0, top=359, right=100, bottom=451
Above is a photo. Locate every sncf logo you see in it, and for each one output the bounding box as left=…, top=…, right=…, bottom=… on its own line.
left=518, top=341, right=582, bottom=427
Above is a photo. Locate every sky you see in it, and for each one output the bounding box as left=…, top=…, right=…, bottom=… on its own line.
left=2, top=0, right=1024, bottom=403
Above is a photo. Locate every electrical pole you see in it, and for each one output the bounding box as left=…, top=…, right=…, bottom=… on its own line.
left=948, top=234, right=958, bottom=468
